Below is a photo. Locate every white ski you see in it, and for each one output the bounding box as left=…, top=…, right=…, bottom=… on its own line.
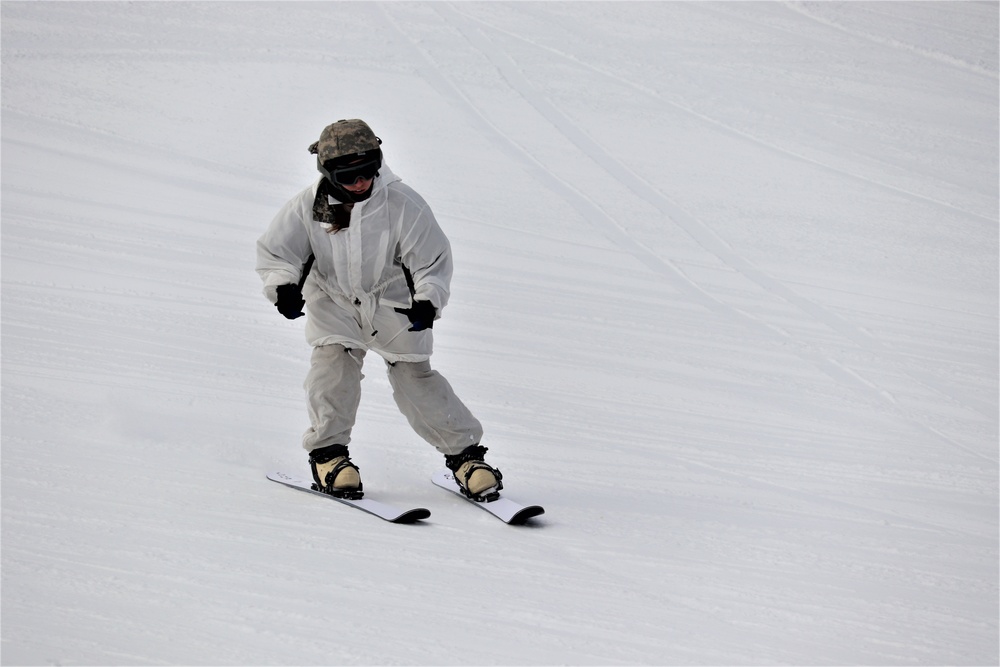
left=267, top=471, right=430, bottom=524
left=432, top=469, right=545, bottom=525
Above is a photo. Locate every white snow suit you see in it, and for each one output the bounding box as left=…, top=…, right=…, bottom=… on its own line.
left=256, top=163, right=483, bottom=455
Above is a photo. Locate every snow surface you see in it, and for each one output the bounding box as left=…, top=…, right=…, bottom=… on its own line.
left=2, top=2, right=997, bottom=665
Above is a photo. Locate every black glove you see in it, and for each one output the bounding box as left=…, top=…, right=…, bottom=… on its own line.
left=274, top=284, right=305, bottom=320
left=394, top=300, right=436, bottom=331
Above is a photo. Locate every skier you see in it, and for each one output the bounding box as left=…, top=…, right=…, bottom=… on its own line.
left=256, top=119, right=502, bottom=502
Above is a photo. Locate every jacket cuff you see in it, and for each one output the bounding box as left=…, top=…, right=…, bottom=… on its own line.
left=263, top=271, right=298, bottom=304
left=413, top=282, right=448, bottom=313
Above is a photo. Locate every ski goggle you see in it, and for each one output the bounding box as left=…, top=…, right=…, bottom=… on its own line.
left=320, top=151, right=382, bottom=186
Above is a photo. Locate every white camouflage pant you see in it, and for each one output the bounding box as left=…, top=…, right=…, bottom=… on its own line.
left=300, top=294, right=483, bottom=455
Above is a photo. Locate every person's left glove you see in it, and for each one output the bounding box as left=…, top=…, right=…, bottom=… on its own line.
left=275, top=283, right=305, bottom=319
left=394, top=300, right=436, bottom=331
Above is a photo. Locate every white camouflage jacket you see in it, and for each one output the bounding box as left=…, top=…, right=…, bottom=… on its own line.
left=256, top=163, right=453, bottom=333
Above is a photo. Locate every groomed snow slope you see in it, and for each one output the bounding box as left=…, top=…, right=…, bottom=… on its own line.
left=2, top=2, right=997, bottom=665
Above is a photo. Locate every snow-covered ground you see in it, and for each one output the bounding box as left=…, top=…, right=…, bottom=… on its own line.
left=2, top=2, right=997, bottom=664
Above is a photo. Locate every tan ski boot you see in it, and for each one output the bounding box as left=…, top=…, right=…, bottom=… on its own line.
left=309, top=444, right=363, bottom=499
left=445, top=444, right=503, bottom=502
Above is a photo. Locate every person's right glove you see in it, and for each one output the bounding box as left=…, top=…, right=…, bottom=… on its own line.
left=275, top=284, right=305, bottom=320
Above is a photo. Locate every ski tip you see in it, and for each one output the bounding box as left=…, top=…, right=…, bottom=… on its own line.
left=508, top=506, right=545, bottom=525
left=394, top=508, right=432, bottom=524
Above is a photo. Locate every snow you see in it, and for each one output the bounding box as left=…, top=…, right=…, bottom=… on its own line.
left=1, top=1, right=997, bottom=664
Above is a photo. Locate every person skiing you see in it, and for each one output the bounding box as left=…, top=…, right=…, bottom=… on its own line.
left=256, top=118, right=502, bottom=502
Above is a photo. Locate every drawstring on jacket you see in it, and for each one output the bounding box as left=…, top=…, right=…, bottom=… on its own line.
left=352, top=293, right=379, bottom=338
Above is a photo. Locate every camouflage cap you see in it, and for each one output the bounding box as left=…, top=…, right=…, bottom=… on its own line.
left=308, top=119, right=381, bottom=162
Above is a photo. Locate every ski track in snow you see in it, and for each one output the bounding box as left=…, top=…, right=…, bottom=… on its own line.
left=784, top=1, right=1000, bottom=80
left=2, top=2, right=997, bottom=665
left=422, top=2, right=995, bottom=466
left=442, top=2, right=996, bottom=417
left=450, top=2, right=997, bottom=226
